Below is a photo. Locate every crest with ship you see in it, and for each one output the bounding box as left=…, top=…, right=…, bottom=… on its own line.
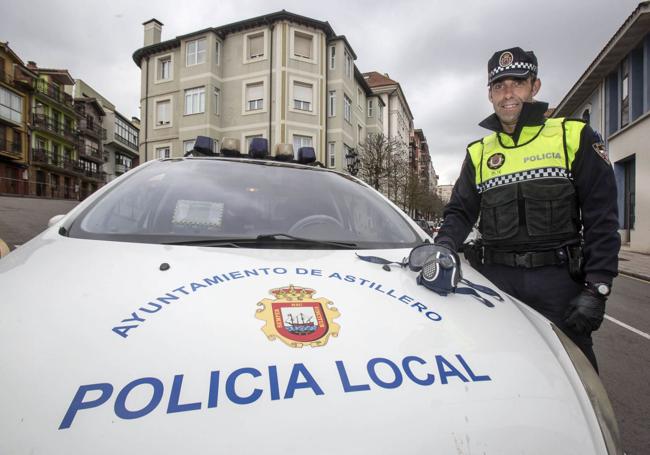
left=256, top=285, right=341, bottom=348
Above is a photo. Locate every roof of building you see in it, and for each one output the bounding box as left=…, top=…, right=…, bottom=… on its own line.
left=0, top=42, right=38, bottom=78
left=75, top=97, right=106, bottom=116
left=362, top=71, right=414, bottom=120
left=363, top=71, right=399, bottom=88
left=133, top=10, right=337, bottom=65
left=34, top=68, right=75, bottom=85
left=554, top=1, right=650, bottom=117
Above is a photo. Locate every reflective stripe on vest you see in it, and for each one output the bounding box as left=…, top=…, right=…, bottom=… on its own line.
left=468, top=117, right=585, bottom=193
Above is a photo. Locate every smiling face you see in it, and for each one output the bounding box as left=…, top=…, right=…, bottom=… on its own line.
left=488, top=77, right=541, bottom=133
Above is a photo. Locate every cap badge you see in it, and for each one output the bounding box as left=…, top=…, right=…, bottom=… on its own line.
left=499, top=51, right=514, bottom=67
left=256, top=285, right=340, bottom=348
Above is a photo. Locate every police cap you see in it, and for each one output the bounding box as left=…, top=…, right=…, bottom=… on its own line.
left=487, top=47, right=538, bottom=85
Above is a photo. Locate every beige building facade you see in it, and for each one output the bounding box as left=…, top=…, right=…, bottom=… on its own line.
left=133, top=12, right=386, bottom=172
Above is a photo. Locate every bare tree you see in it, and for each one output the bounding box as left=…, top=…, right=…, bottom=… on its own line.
left=357, top=133, right=404, bottom=192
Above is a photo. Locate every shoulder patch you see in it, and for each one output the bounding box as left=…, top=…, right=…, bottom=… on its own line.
left=592, top=140, right=610, bottom=164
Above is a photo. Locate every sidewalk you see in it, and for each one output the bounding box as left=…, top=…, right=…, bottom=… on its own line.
left=619, top=245, right=650, bottom=282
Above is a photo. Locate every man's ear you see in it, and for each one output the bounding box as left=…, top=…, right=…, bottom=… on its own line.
left=532, top=78, right=541, bottom=97
left=488, top=87, right=493, bottom=103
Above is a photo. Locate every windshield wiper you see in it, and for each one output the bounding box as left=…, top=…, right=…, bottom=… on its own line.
left=162, top=238, right=245, bottom=247
left=256, top=233, right=358, bottom=249
left=162, top=234, right=357, bottom=249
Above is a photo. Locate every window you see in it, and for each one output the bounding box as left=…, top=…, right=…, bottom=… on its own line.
left=184, top=87, right=205, bottom=115
left=247, top=32, right=264, bottom=60
left=183, top=140, right=195, bottom=155
left=329, top=46, right=336, bottom=70
left=621, top=57, right=629, bottom=128
left=214, top=88, right=220, bottom=115
left=328, top=142, right=336, bottom=168
left=357, top=88, right=363, bottom=108
left=155, top=99, right=171, bottom=126
left=245, top=134, right=263, bottom=153
left=52, top=110, right=60, bottom=131
left=294, top=32, right=312, bottom=59
left=215, top=42, right=221, bottom=65
left=358, top=125, right=363, bottom=144
left=367, top=99, right=374, bottom=117
left=246, top=82, right=264, bottom=111
left=156, top=146, right=170, bottom=159
left=0, top=87, right=23, bottom=123
left=328, top=90, right=336, bottom=117
left=293, top=82, right=313, bottom=111
left=344, top=52, right=352, bottom=79
left=344, top=94, right=351, bottom=122
left=379, top=104, right=384, bottom=125
left=293, top=135, right=313, bottom=156
left=186, top=38, right=207, bottom=66
left=158, top=56, right=171, bottom=80
left=115, top=116, right=138, bottom=148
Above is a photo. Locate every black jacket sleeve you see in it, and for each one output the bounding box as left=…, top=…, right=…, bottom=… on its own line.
left=434, top=152, right=481, bottom=251
left=571, top=124, right=621, bottom=285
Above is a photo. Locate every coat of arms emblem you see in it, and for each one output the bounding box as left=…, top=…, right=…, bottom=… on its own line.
left=256, top=285, right=340, bottom=348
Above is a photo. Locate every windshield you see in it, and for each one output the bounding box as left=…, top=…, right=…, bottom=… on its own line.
left=68, top=159, right=421, bottom=248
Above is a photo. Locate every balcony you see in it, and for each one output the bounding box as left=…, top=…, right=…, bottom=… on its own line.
left=31, top=147, right=83, bottom=175
left=78, top=118, right=106, bottom=140
left=32, top=113, right=77, bottom=143
left=78, top=143, right=103, bottom=162
left=34, top=79, right=74, bottom=108
left=0, top=137, right=22, bottom=159
left=0, top=69, right=34, bottom=91
left=114, top=133, right=138, bottom=152
left=83, top=169, right=105, bottom=181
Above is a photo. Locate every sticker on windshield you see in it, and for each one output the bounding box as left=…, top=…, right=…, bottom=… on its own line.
left=256, top=285, right=340, bottom=348
left=172, top=200, right=224, bottom=227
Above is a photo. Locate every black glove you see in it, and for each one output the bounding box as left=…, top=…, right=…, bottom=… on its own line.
left=564, top=289, right=606, bottom=335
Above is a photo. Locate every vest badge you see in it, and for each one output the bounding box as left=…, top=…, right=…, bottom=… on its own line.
left=487, top=152, right=506, bottom=170
left=256, top=285, right=340, bottom=348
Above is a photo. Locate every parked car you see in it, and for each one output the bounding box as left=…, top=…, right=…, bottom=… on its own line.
left=0, top=155, right=621, bottom=454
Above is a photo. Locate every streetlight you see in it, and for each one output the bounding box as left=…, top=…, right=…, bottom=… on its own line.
left=345, top=148, right=360, bottom=176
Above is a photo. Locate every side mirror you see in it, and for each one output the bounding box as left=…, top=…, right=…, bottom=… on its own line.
left=48, top=214, right=65, bottom=228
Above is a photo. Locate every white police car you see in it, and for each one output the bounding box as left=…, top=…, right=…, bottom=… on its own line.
left=0, top=150, right=621, bottom=454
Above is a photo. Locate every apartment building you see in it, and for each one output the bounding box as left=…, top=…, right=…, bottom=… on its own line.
left=74, top=96, right=105, bottom=198
left=73, top=79, right=139, bottom=182
left=411, top=129, right=437, bottom=192
left=29, top=65, right=82, bottom=198
left=0, top=42, right=35, bottom=196
left=132, top=12, right=388, bottom=172
left=553, top=1, right=650, bottom=253
left=363, top=71, right=414, bottom=151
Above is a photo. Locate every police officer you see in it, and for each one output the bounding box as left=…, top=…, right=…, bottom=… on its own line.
left=435, top=47, right=620, bottom=370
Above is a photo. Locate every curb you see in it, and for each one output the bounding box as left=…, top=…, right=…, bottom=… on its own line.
left=619, top=271, right=650, bottom=282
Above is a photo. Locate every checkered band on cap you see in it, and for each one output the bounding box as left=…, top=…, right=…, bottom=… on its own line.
left=477, top=167, right=571, bottom=193
left=489, top=61, right=538, bottom=80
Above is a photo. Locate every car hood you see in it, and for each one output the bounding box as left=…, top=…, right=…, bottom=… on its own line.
left=0, top=231, right=605, bottom=454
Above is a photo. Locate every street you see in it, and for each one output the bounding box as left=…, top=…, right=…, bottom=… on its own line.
left=0, top=195, right=649, bottom=453
left=594, top=274, right=650, bottom=455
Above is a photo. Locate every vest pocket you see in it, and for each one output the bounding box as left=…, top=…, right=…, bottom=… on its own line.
left=522, top=181, right=576, bottom=236
left=480, top=185, right=519, bottom=240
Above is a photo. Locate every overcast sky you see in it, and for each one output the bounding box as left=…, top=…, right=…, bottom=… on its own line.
left=1, top=0, right=641, bottom=183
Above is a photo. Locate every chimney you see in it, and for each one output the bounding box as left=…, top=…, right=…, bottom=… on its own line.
left=27, top=61, right=37, bottom=70
left=143, top=19, right=163, bottom=46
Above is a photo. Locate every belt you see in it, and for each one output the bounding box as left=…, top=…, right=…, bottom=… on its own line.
left=484, top=248, right=568, bottom=268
